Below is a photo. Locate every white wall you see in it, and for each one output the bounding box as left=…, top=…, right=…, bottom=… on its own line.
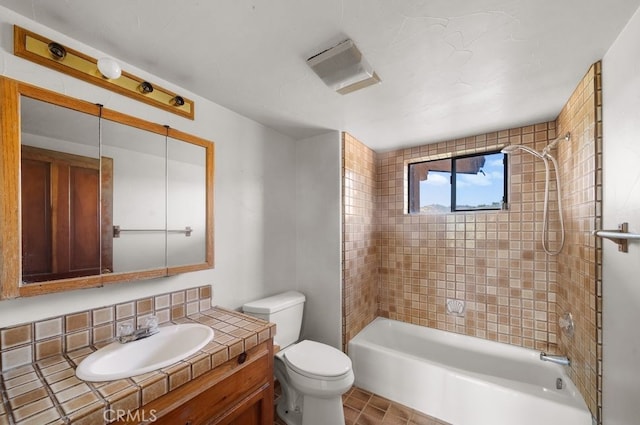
left=108, top=143, right=167, bottom=272
left=602, top=5, right=640, bottom=425
left=295, top=132, right=342, bottom=349
left=167, top=145, right=208, bottom=267
left=0, top=7, right=297, bottom=326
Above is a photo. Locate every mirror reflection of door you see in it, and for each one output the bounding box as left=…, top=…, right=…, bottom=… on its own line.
left=19, top=96, right=112, bottom=283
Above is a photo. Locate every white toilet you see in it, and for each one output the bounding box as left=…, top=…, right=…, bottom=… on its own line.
left=242, top=291, right=354, bottom=425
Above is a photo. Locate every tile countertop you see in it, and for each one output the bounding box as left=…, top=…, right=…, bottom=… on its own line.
left=0, top=307, right=276, bottom=425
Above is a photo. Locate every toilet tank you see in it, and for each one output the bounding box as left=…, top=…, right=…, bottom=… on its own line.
left=242, top=291, right=305, bottom=348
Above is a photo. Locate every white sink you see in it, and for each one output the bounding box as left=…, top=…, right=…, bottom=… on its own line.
left=76, top=323, right=214, bottom=381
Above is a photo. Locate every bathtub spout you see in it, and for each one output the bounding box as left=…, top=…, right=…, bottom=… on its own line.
left=540, top=352, right=571, bottom=366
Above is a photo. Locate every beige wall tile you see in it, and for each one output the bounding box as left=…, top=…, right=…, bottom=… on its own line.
left=64, top=313, right=89, bottom=333
left=342, top=133, right=379, bottom=350
left=34, top=319, right=62, bottom=341
left=115, top=302, right=135, bottom=320
left=91, top=307, right=113, bottom=326
left=556, top=62, right=601, bottom=418
left=136, top=298, right=153, bottom=315
left=34, top=338, right=62, bottom=361
left=1, top=325, right=32, bottom=349
left=1, top=346, right=33, bottom=372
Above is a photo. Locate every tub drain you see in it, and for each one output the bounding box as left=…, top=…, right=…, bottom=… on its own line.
left=556, top=378, right=564, bottom=389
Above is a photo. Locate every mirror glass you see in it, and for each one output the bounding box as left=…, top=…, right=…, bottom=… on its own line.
left=100, top=119, right=167, bottom=273
left=167, top=137, right=207, bottom=267
left=20, top=96, right=101, bottom=283
left=5, top=79, right=213, bottom=298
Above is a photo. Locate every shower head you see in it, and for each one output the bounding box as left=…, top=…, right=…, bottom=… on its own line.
left=500, top=144, right=545, bottom=159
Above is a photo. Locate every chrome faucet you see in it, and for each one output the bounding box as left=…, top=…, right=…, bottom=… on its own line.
left=117, top=316, right=159, bottom=343
left=540, top=352, right=571, bottom=367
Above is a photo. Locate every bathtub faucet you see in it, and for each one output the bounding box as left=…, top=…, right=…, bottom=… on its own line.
left=540, top=352, right=571, bottom=367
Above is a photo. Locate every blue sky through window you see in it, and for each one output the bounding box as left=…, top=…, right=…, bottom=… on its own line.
left=456, top=154, right=504, bottom=208
left=419, top=153, right=504, bottom=211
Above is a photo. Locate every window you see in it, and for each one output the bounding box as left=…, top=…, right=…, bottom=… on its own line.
left=408, top=151, right=507, bottom=214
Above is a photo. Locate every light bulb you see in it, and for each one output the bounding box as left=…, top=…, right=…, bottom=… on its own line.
left=97, top=57, right=122, bottom=80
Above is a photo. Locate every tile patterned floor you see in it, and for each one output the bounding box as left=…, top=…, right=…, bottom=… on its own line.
left=274, top=385, right=450, bottom=425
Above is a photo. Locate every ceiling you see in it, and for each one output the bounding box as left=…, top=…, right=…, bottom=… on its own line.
left=2, top=1, right=639, bottom=151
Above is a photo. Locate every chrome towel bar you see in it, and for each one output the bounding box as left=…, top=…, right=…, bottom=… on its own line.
left=593, top=222, right=640, bottom=252
left=113, top=225, right=193, bottom=238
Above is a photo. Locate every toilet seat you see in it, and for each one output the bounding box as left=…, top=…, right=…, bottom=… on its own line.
left=283, top=340, right=352, bottom=380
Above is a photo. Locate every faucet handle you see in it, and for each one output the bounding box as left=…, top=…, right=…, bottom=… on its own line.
left=117, top=322, right=134, bottom=337
left=142, top=315, right=159, bottom=331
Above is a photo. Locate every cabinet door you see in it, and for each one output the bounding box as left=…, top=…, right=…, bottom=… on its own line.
left=209, top=386, right=271, bottom=425
left=149, top=344, right=273, bottom=425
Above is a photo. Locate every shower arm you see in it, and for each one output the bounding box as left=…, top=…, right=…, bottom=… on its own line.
left=500, top=144, right=544, bottom=158
left=542, top=132, right=571, bottom=157
left=501, top=132, right=570, bottom=158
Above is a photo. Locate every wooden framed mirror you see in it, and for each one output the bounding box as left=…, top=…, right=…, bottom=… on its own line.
left=0, top=77, right=214, bottom=299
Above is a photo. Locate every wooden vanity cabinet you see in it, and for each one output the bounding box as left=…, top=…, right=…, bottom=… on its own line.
left=115, top=339, right=274, bottom=425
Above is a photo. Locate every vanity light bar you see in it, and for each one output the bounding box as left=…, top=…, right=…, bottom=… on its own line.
left=13, top=26, right=195, bottom=120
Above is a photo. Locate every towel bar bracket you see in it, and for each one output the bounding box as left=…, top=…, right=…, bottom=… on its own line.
left=611, top=222, right=627, bottom=253
left=593, top=222, right=636, bottom=252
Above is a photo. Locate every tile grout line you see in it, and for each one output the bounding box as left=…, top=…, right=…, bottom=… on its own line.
left=0, top=372, right=16, bottom=425
left=32, top=358, right=68, bottom=425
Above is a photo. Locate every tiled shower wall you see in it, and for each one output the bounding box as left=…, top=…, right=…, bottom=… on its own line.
left=341, top=64, right=600, bottom=420
left=342, top=133, right=378, bottom=350
left=375, top=124, right=560, bottom=352
left=556, top=62, right=602, bottom=420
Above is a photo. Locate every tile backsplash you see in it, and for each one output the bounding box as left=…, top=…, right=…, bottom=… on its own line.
left=0, top=286, right=212, bottom=371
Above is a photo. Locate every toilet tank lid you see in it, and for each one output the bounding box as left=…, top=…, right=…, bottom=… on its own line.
left=242, top=291, right=305, bottom=314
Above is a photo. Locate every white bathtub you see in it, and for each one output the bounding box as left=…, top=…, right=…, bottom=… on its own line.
left=348, top=317, right=593, bottom=425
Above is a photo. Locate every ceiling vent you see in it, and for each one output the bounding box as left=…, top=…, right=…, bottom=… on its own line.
left=307, top=39, right=380, bottom=95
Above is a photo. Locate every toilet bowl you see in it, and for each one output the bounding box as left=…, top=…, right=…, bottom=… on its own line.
left=242, top=291, right=354, bottom=425
left=275, top=340, right=354, bottom=425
